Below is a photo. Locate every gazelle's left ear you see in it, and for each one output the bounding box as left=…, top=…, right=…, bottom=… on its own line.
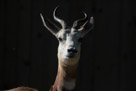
left=80, top=17, right=94, bottom=37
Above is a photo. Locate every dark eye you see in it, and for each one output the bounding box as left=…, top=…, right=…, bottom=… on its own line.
left=78, top=38, right=83, bottom=42
left=58, top=37, right=63, bottom=41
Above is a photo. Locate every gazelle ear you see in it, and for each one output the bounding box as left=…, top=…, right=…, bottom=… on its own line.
left=80, top=17, right=94, bottom=37
left=40, top=13, right=60, bottom=36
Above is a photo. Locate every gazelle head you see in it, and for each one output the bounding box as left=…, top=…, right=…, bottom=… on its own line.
left=40, top=6, right=94, bottom=65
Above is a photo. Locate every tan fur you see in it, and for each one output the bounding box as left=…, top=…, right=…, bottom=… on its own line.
left=7, top=87, right=38, bottom=91
left=49, top=61, right=78, bottom=91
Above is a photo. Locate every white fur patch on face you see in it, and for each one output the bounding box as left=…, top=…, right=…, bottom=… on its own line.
left=64, top=79, right=76, bottom=90
left=57, top=29, right=81, bottom=65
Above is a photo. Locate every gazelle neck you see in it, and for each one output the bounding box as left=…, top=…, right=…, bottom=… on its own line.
left=52, top=60, right=78, bottom=91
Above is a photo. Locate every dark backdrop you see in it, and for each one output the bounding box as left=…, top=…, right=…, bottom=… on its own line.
left=0, top=0, right=136, bottom=91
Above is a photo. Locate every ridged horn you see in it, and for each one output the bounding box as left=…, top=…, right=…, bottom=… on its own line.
left=53, top=6, right=66, bottom=29
left=72, top=12, right=88, bottom=29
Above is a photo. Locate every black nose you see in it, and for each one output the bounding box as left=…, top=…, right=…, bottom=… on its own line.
left=68, top=48, right=78, bottom=53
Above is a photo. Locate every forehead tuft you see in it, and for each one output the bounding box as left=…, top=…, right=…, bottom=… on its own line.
left=57, top=28, right=80, bottom=38
left=65, top=29, right=71, bottom=33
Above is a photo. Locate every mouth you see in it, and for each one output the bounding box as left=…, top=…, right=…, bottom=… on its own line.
left=67, top=53, right=76, bottom=58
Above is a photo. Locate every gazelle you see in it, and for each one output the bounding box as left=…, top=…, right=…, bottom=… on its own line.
left=4, top=6, right=94, bottom=91
left=40, top=6, right=94, bottom=91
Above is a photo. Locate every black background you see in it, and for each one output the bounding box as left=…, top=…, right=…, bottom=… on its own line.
left=0, top=0, right=136, bottom=91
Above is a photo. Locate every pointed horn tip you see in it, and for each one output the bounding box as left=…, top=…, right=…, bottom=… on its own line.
left=40, top=13, right=44, bottom=21
left=40, top=13, right=42, bottom=17
left=54, top=5, right=60, bottom=12
left=53, top=5, right=60, bottom=18
left=81, top=11, right=87, bottom=18
left=83, top=12, right=87, bottom=16
left=40, top=13, right=45, bottom=19
left=56, top=5, right=60, bottom=8
left=40, top=13, right=46, bottom=26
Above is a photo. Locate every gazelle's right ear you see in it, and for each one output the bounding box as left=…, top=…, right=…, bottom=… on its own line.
left=40, top=13, right=60, bottom=36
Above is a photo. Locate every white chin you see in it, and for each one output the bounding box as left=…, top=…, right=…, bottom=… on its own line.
left=66, top=55, right=76, bottom=59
